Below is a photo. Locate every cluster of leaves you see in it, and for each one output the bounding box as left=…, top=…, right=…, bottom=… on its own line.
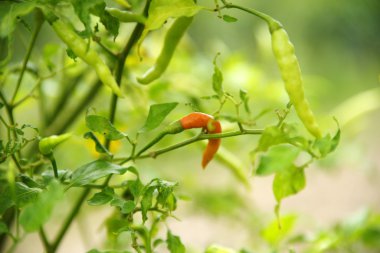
left=253, top=122, right=340, bottom=219
left=0, top=0, right=347, bottom=252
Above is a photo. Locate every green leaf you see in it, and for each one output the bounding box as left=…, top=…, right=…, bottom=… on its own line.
left=127, top=179, right=144, bottom=199
left=110, top=197, right=135, bottom=214
left=91, top=2, right=120, bottom=38
left=70, top=0, right=103, bottom=36
left=19, top=180, right=64, bottom=232
left=0, top=184, right=13, bottom=215
left=273, top=165, right=306, bottom=202
left=70, top=160, right=130, bottom=186
left=87, top=187, right=114, bottom=206
left=167, top=230, right=185, bottom=253
left=121, top=200, right=135, bottom=214
left=83, top=132, right=113, bottom=157
left=0, top=182, right=41, bottom=215
left=256, top=144, right=301, bottom=176
left=0, top=2, right=36, bottom=37
left=312, top=128, right=340, bottom=158
left=14, top=182, right=41, bottom=207
left=212, top=53, right=224, bottom=98
left=155, top=179, right=178, bottom=208
left=222, top=15, right=238, bottom=23
left=66, top=48, right=77, bottom=61
left=86, top=114, right=126, bottom=140
left=137, top=0, right=202, bottom=51
left=146, top=0, right=201, bottom=30
left=0, top=1, right=36, bottom=67
left=254, top=126, right=288, bottom=154
left=0, top=221, right=9, bottom=235
left=139, top=102, right=178, bottom=133
left=141, top=186, right=155, bottom=223
left=261, top=214, right=297, bottom=246
left=239, top=89, right=250, bottom=113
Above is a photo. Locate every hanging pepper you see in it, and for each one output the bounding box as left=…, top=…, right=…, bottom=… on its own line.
left=137, top=112, right=222, bottom=169
left=178, top=112, right=222, bottom=168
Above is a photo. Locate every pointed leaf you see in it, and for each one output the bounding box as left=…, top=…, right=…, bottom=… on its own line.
left=139, top=102, right=178, bottom=133
left=212, top=53, right=223, bottom=98
left=91, top=2, right=120, bottom=38
left=70, top=0, right=103, bottom=36
left=87, top=187, right=115, bottom=206
left=273, top=165, right=306, bottom=202
left=137, top=0, right=202, bottom=52
left=222, top=15, right=238, bottom=23
left=167, top=230, right=185, bottom=253
left=239, top=89, right=250, bottom=113
left=71, top=160, right=130, bottom=186
left=86, top=114, right=126, bottom=140
left=141, top=186, right=155, bottom=223
left=256, top=144, right=301, bottom=176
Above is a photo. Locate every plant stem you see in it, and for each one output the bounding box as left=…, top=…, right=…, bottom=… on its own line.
left=105, top=0, right=151, bottom=150
left=11, top=10, right=44, bottom=104
left=0, top=92, right=23, bottom=171
left=39, top=227, right=51, bottom=251
left=220, top=1, right=278, bottom=27
left=135, top=131, right=168, bottom=157
left=119, top=129, right=263, bottom=164
left=49, top=154, right=58, bottom=179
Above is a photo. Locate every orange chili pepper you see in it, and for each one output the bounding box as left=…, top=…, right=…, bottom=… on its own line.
left=179, top=112, right=222, bottom=169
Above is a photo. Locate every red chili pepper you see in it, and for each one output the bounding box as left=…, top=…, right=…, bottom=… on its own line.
left=179, top=112, right=222, bottom=169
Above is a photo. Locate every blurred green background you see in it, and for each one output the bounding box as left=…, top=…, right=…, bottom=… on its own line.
left=1, top=0, right=380, bottom=252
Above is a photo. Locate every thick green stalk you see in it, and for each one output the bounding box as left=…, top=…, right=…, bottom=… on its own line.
left=105, top=0, right=151, bottom=149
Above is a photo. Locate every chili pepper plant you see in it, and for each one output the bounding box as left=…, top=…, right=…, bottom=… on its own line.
left=0, top=0, right=341, bottom=252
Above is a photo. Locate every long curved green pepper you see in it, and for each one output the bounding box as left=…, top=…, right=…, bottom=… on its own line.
left=46, top=14, right=123, bottom=97
left=106, top=7, right=146, bottom=24
left=137, top=16, right=193, bottom=85
left=269, top=21, right=322, bottom=138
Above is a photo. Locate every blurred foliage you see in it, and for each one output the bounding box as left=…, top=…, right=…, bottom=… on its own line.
left=0, top=0, right=379, bottom=252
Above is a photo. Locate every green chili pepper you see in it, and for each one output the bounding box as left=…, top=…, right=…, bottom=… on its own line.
left=106, top=7, right=146, bottom=24
left=46, top=14, right=123, bottom=97
left=137, top=16, right=193, bottom=85
left=269, top=21, right=322, bottom=138
left=38, top=133, right=71, bottom=155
